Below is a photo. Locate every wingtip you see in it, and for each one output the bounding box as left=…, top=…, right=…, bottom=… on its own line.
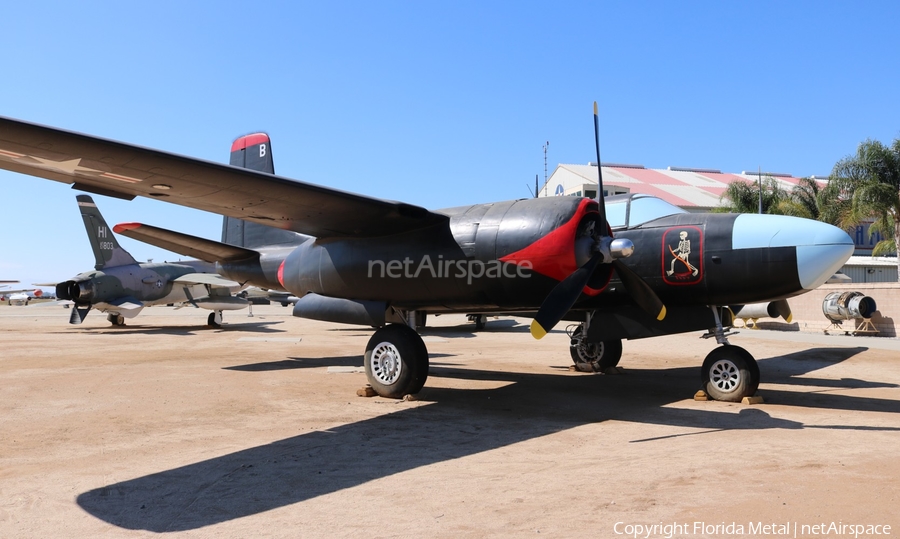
left=530, top=319, right=548, bottom=340
left=112, top=222, right=141, bottom=233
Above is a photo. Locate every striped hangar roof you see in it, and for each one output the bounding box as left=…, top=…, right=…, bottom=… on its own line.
left=547, top=163, right=826, bottom=209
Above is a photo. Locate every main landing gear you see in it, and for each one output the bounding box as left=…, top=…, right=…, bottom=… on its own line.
left=207, top=311, right=223, bottom=328
left=699, top=306, right=760, bottom=402
left=568, top=312, right=622, bottom=373
left=107, top=313, right=125, bottom=326
left=568, top=324, right=622, bottom=372
left=364, top=311, right=429, bottom=399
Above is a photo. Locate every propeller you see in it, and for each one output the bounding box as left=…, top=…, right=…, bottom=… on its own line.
left=530, top=102, right=666, bottom=339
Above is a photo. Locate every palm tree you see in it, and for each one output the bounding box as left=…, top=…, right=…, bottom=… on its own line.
left=718, top=176, right=789, bottom=214
left=775, top=176, right=826, bottom=220
left=826, top=138, right=900, bottom=280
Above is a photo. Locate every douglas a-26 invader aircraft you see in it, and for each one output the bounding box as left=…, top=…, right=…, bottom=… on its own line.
left=0, top=106, right=854, bottom=401
left=45, top=194, right=249, bottom=326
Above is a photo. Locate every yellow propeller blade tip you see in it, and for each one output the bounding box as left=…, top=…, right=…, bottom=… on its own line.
left=593, top=101, right=598, bottom=115
left=785, top=313, right=793, bottom=323
left=530, top=320, right=548, bottom=340
left=657, top=305, right=667, bottom=321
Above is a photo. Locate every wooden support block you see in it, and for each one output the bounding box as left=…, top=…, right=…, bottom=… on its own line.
left=693, top=390, right=708, bottom=401
left=357, top=386, right=377, bottom=397
left=742, top=395, right=765, bottom=405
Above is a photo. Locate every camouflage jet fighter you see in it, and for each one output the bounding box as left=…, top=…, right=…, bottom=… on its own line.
left=51, top=195, right=248, bottom=326
left=0, top=109, right=853, bottom=401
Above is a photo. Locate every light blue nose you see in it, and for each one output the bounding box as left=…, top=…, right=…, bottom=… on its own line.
left=732, top=214, right=854, bottom=290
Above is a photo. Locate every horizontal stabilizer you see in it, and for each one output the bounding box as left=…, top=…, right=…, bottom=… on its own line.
left=173, top=273, right=241, bottom=288
left=114, top=222, right=260, bottom=263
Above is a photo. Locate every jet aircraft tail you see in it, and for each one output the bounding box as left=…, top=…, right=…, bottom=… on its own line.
left=223, top=133, right=307, bottom=249
left=77, top=194, right=138, bottom=269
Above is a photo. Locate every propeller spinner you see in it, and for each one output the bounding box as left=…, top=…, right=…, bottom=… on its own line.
left=530, top=102, right=666, bottom=339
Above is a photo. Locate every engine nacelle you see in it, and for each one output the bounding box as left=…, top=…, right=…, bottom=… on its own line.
left=57, top=280, right=94, bottom=302
left=279, top=196, right=605, bottom=309
left=823, top=291, right=877, bottom=321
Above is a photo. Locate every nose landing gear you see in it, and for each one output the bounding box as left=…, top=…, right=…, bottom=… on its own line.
left=700, top=306, right=760, bottom=402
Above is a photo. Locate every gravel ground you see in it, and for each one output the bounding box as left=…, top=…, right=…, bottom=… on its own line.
left=1, top=303, right=898, bottom=538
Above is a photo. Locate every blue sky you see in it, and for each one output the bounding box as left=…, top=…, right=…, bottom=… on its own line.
left=1, top=1, right=899, bottom=284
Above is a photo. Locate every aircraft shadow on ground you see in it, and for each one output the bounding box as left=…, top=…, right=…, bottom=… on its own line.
left=223, top=353, right=457, bottom=372
left=71, top=320, right=286, bottom=336
left=755, top=346, right=900, bottom=412
left=76, top=346, right=900, bottom=532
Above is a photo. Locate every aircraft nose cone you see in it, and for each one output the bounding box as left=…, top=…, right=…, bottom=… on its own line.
left=732, top=214, right=854, bottom=290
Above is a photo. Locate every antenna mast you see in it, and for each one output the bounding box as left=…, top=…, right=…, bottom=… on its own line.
left=543, top=141, right=550, bottom=196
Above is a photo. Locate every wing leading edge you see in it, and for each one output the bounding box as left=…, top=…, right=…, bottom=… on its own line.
left=0, top=116, right=448, bottom=239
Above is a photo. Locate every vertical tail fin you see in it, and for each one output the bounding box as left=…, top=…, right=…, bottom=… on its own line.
left=224, top=133, right=308, bottom=248
left=77, top=194, right=138, bottom=269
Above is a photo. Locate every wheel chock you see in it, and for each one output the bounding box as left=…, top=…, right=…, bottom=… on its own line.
left=742, top=396, right=765, bottom=405
left=693, top=390, right=709, bottom=401
left=357, top=386, right=377, bottom=398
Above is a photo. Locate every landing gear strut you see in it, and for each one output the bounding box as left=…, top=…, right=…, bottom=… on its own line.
left=364, top=323, right=429, bottom=398
left=467, top=314, right=486, bottom=331
left=700, top=306, right=760, bottom=402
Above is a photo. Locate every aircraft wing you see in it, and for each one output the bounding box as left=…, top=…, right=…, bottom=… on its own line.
left=114, top=222, right=259, bottom=263
left=173, top=273, right=241, bottom=288
left=0, top=117, right=449, bottom=238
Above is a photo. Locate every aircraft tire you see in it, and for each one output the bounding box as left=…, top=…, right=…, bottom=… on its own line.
left=474, top=315, right=486, bottom=331
left=108, top=313, right=125, bottom=326
left=365, top=324, right=429, bottom=398
left=701, top=345, right=759, bottom=402
left=207, top=312, right=222, bottom=328
left=569, top=327, right=622, bottom=372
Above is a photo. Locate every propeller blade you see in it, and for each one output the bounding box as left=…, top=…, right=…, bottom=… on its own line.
left=531, top=253, right=603, bottom=339
left=612, top=260, right=666, bottom=321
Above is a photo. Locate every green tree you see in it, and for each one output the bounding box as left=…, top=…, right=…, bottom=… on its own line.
left=718, top=176, right=789, bottom=214
left=775, top=176, right=826, bottom=220
left=826, top=137, right=899, bottom=279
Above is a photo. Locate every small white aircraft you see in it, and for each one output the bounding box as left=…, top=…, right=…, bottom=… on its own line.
left=0, top=281, right=45, bottom=305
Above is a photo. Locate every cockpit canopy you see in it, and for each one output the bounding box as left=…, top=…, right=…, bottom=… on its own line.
left=605, top=193, right=687, bottom=229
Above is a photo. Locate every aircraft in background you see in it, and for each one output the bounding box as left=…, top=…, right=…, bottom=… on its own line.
left=0, top=281, right=45, bottom=305
left=0, top=109, right=854, bottom=401
left=40, top=194, right=249, bottom=326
